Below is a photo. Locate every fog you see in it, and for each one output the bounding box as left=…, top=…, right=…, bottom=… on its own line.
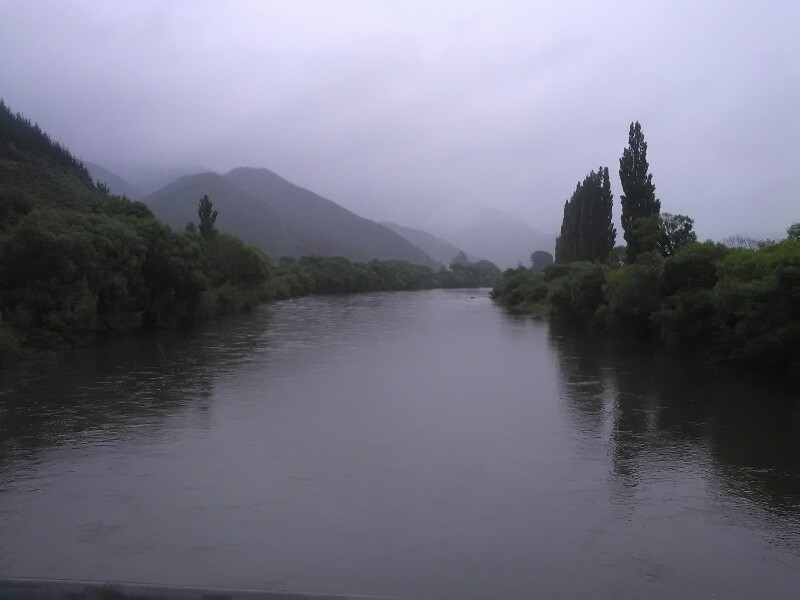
left=2, top=0, right=798, bottom=241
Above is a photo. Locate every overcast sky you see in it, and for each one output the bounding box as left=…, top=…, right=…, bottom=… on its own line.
left=2, top=0, right=798, bottom=239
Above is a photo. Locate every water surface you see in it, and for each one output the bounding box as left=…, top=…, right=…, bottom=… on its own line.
left=1, top=289, right=798, bottom=598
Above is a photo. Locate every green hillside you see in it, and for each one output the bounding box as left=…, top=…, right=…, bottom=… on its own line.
left=144, top=172, right=298, bottom=258
left=225, top=167, right=436, bottom=266
left=0, top=101, right=276, bottom=364
left=0, top=99, right=105, bottom=209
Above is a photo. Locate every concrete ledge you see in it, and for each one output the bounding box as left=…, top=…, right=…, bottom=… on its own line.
left=0, top=578, right=418, bottom=600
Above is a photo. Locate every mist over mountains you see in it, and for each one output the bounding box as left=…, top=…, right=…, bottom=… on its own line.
left=429, top=206, right=556, bottom=269
left=381, top=222, right=476, bottom=267
left=84, top=162, right=143, bottom=200
left=141, top=167, right=437, bottom=266
left=88, top=159, right=554, bottom=268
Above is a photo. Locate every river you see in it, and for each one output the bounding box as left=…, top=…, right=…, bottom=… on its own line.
left=0, top=289, right=798, bottom=599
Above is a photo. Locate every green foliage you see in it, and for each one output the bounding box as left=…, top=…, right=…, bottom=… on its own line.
left=658, top=242, right=727, bottom=296
left=630, top=214, right=661, bottom=259
left=0, top=99, right=92, bottom=183
left=606, top=246, right=627, bottom=269
left=619, top=122, right=661, bottom=264
left=439, top=259, right=502, bottom=288
left=788, top=223, right=800, bottom=241
left=489, top=267, right=547, bottom=310
left=659, top=213, right=697, bottom=256
left=603, top=257, right=663, bottom=335
left=530, top=250, right=554, bottom=272
left=493, top=236, right=800, bottom=374
left=555, top=167, right=616, bottom=263
left=712, top=240, right=800, bottom=371
left=0, top=100, right=500, bottom=368
left=546, top=262, right=607, bottom=322
left=197, top=194, right=218, bottom=239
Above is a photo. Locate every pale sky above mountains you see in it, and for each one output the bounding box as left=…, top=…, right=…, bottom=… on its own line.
left=2, top=0, right=797, bottom=241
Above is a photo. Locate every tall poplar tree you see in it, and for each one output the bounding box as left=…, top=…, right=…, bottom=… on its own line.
left=619, top=121, right=660, bottom=263
left=555, top=168, right=616, bottom=263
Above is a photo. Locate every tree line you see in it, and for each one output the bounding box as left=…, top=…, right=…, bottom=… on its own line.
left=0, top=99, right=507, bottom=367
left=494, top=122, right=800, bottom=376
left=0, top=192, right=501, bottom=367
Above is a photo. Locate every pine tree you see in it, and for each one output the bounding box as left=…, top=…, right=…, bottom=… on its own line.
left=197, top=194, right=218, bottom=239
left=619, top=122, right=661, bottom=263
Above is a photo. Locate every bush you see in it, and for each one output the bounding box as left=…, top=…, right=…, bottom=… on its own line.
left=547, top=261, right=607, bottom=322
left=712, top=240, right=800, bottom=370
left=603, top=258, right=662, bottom=335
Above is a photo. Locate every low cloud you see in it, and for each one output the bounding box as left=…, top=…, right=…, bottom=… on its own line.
left=2, top=0, right=797, bottom=240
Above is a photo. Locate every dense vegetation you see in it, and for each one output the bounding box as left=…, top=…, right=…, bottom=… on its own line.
left=0, top=101, right=499, bottom=367
left=495, top=122, right=799, bottom=375
left=554, top=167, right=616, bottom=263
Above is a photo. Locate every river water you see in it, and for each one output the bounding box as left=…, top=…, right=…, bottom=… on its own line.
left=0, top=289, right=798, bottom=599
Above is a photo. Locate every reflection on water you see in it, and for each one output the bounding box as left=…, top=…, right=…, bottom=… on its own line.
left=548, top=322, right=800, bottom=519
left=0, top=290, right=799, bottom=599
left=0, top=304, right=276, bottom=470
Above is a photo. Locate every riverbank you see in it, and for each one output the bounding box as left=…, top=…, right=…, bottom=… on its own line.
left=492, top=239, right=800, bottom=377
left=0, top=237, right=500, bottom=369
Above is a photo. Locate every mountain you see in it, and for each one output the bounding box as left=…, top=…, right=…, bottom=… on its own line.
left=0, top=99, right=103, bottom=210
left=382, top=221, right=479, bottom=266
left=121, top=166, right=212, bottom=196
left=143, top=172, right=297, bottom=257
left=431, top=206, right=555, bottom=269
left=84, top=161, right=143, bottom=199
left=224, top=167, right=435, bottom=265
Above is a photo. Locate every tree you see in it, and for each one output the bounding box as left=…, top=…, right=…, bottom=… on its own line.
left=788, top=223, right=800, bottom=241
left=197, top=194, right=218, bottom=239
left=658, top=213, right=697, bottom=256
left=555, top=197, right=577, bottom=263
left=554, top=167, right=616, bottom=263
left=530, top=250, right=554, bottom=272
left=185, top=221, right=197, bottom=233
left=620, top=122, right=661, bottom=263
left=451, top=251, right=469, bottom=267
left=96, top=180, right=111, bottom=196
left=723, top=234, right=761, bottom=250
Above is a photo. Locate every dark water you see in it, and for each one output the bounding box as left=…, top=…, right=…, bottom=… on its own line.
left=1, top=289, right=799, bottom=599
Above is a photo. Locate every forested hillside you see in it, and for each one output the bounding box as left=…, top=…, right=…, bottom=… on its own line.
left=0, top=101, right=281, bottom=365
left=224, top=167, right=436, bottom=266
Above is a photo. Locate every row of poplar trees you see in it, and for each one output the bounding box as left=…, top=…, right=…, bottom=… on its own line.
left=555, top=122, right=665, bottom=265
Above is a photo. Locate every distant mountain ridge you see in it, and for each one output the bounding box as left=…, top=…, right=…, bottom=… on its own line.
left=122, top=166, right=213, bottom=196
left=142, top=166, right=436, bottom=265
left=143, top=172, right=297, bottom=257
left=430, top=206, right=555, bottom=269
left=85, top=161, right=143, bottom=199
left=382, top=221, right=478, bottom=266
left=224, top=167, right=434, bottom=265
